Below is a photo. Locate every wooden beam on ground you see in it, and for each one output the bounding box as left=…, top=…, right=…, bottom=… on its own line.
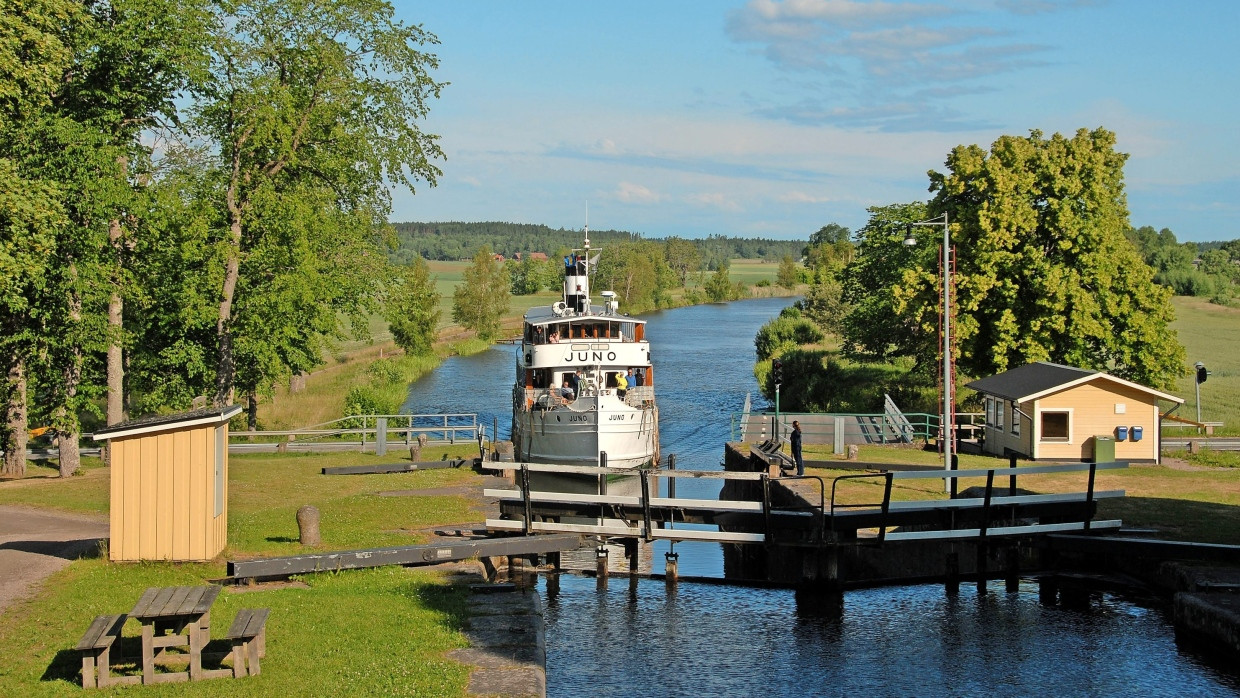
left=321, top=459, right=471, bottom=475
left=227, top=533, right=585, bottom=580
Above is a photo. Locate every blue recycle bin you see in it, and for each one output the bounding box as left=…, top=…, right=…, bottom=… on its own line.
left=1131, top=425, right=1143, bottom=441
left=1116, top=426, right=1129, bottom=441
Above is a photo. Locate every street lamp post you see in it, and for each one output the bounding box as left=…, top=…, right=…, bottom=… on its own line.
left=904, top=213, right=954, bottom=493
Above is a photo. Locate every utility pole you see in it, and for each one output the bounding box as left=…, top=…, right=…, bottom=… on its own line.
left=1195, top=362, right=1208, bottom=431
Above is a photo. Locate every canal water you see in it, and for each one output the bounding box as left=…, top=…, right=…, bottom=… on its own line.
left=402, top=297, right=1240, bottom=696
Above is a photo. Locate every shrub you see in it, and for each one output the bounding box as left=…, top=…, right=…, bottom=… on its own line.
left=754, top=315, right=825, bottom=360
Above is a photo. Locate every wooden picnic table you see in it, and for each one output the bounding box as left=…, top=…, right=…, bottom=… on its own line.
left=128, top=585, right=221, bottom=684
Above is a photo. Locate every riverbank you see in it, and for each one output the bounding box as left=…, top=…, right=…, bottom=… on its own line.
left=257, top=273, right=799, bottom=430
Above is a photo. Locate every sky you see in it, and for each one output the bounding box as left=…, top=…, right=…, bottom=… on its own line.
left=388, top=0, right=1239, bottom=242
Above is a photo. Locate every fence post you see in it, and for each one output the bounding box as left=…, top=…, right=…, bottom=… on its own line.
left=375, top=417, right=387, bottom=456
left=833, top=416, right=845, bottom=455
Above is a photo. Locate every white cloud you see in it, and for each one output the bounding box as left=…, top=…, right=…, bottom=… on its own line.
left=725, top=0, right=1056, bottom=130
left=685, top=192, right=744, bottom=212
left=614, top=181, right=664, bottom=204
left=778, top=190, right=834, bottom=204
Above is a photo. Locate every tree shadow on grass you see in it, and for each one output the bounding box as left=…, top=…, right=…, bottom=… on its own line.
left=1099, top=496, right=1240, bottom=546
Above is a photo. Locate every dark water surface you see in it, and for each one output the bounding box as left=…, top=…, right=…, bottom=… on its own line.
left=403, top=298, right=1240, bottom=697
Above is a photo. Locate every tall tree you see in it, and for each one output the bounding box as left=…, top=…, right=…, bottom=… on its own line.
left=919, top=128, right=1185, bottom=387
left=776, top=254, right=799, bottom=290
left=385, top=256, right=441, bottom=356
left=61, top=0, right=211, bottom=433
left=704, top=261, right=737, bottom=302
left=663, top=236, right=701, bottom=288
left=192, top=0, right=445, bottom=406
left=840, top=202, right=932, bottom=363
left=452, top=246, right=510, bottom=340
left=0, top=0, right=79, bottom=476
left=594, top=241, right=673, bottom=314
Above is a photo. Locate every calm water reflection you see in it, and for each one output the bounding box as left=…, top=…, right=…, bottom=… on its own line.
left=542, top=575, right=1239, bottom=697
left=403, top=298, right=1239, bottom=696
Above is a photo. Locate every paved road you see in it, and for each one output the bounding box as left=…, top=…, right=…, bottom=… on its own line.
left=0, top=506, right=108, bottom=617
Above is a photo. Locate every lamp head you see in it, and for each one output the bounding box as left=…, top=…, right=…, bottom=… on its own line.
left=903, top=224, right=917, bottom=246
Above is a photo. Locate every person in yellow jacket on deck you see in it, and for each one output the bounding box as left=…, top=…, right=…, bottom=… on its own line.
left=615, top=371, right=628, bottom=399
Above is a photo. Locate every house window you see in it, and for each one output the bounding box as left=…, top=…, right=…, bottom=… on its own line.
left=985, top=397, right=994, bottom=427
left=996, top=400, right=1004, bottom=431
left=1011, top=404, right=1021, bottom=436
left=1041, top=411, right=1070, bottom=441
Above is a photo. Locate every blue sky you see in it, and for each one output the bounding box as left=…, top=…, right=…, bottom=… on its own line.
left=389, top=0, right=1238, bottom=242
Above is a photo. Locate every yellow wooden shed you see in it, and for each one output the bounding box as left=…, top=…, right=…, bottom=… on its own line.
left=93, top=405, right=242, bottom=562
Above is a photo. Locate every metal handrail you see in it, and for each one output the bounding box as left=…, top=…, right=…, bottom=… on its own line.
left=829, top=472, right=894, bottom=545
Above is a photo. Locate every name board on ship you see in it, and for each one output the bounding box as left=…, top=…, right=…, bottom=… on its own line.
left=563, top=350, right=618, bottom=363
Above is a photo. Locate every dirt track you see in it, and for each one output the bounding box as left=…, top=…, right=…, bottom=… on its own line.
left=0, top=506, right=108, bottom=617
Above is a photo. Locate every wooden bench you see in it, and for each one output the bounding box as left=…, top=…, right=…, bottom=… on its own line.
left=76, top=613, right=138, bottom=688
left=225, top=608, right=269, bottom=678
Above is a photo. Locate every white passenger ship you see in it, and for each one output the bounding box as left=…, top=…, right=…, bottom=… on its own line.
left=510, top=237, right=659, bottom=469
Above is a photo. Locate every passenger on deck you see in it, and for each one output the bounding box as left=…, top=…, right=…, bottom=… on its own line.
left=549, top=330, right=560, bottom=343
left=616, top=370, right=628, bottom=399
left=560, top=380, right=575, bottom=402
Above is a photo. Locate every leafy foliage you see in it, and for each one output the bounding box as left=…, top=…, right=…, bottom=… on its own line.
left=663, top=236, right=702, bottom=287
left=704, top=262, right=743, bottom=302
left=451, top=245, right=511, bottom=340
left=1127, top=225, right=1239, bottom=305
left=839, top=202, right=933, bottom=364
left=776, top=254, right=799, bottom=289
left=593, top=240, right=676, bottom=313
left=191, top=0, right=446, bottom=404
left=754, top=308, right=825, bottom=361
left=922, top=128, right=1185, bottom=388
left=385, top=256, right=441, bottom=356
left=389, top=221, right=803, bottom=265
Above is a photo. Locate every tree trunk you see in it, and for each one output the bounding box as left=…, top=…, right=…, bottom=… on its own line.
left=58, top=274, right=83, bottom=478
left=2, top=357, right=27, bottom=478
left=57, top=346, right=82, bottom=477
left=247, top=392, right=258, bottom=431
left=215, top=215, right=242, bottom=407
left=106, top=216, right=125, bottom=466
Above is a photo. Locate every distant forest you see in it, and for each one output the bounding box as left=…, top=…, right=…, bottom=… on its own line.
left=389, top=221, right=806, bottom=269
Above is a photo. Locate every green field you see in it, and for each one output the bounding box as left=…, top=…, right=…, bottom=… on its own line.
left=1168, top=296, right=1240, bottom=434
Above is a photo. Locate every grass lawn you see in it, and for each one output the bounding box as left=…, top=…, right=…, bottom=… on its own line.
left=0, top=447, right=487, bottom=696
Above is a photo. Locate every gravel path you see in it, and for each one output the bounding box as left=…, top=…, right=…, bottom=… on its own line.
left=0, top=506, right=108, bottom=617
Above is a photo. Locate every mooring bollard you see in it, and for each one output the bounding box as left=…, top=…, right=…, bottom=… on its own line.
left=945, top=550, right=959, bottom=595
left=596, top=546, right=609, bottom=588
left=297, top=505, right=321, bottom=546
left=1005, top=547, right=1020, bottom=592
left=410, top=444, right=421, bottom=461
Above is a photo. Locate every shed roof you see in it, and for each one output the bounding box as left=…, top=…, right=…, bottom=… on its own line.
left=93, top=405, right=243, bottom=441
left=965, top=362, right=1183, bottom=404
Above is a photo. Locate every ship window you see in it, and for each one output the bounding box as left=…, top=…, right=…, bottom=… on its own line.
left=532, top=370, right=550, bottom=389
